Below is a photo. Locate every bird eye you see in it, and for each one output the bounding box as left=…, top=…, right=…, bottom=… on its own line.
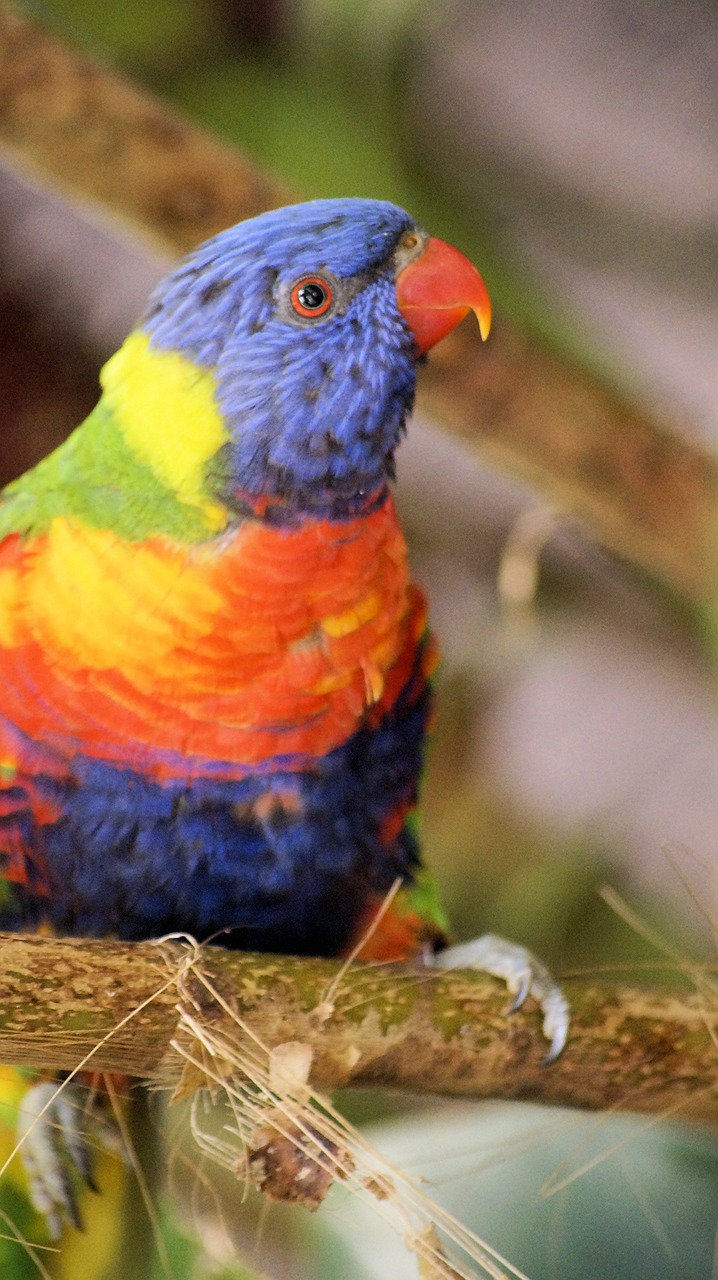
left=290, top=276, right=333, bottom=318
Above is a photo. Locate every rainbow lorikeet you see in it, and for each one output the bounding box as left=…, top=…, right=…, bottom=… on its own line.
left=0, top=199, right=567, bottom=1244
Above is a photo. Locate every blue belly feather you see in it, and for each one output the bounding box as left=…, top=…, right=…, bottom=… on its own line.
left=1, top=654, right=430, bottom=957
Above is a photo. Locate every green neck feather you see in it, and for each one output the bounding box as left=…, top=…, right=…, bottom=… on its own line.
left=0, top=332, right=230, bottom=544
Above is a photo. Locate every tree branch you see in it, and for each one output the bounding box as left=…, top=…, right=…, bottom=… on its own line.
left=0, top=5, right=714, bottom=605
left=0, top=932, right=715, bottom=1120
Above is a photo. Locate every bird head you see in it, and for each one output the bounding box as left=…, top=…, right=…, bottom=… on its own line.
left=140, top=199, right=490, bottom=520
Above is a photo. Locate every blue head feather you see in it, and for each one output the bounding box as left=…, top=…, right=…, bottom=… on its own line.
left=142, top=198, right=420, bottom=518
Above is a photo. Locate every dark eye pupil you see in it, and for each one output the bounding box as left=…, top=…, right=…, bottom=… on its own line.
left=298, top=282, right=327, bottom=310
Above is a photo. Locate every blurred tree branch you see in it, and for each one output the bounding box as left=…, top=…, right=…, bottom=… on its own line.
left=0, top=932, right=715, bottom=1120
left=0, top=5, right=714, bottom=605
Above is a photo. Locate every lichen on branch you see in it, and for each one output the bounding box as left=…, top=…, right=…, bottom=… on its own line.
left=0, top=931, right=714, bottom=1121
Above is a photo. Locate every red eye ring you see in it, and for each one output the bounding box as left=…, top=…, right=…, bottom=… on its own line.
left=290, top=276, right=333, bottom=318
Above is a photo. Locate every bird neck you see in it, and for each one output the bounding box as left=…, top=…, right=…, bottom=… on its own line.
left=99, top=330, right=230, bottom=535
left=0, top=324, right=405, bottom=547
left=104, top=328, right=402, bottom=527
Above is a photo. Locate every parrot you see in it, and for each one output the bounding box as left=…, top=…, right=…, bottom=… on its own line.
left=0, top=198, right=568, bottom=1257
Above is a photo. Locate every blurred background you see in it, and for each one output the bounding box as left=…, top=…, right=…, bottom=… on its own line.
left=0, top=1, right=716, bottom=1277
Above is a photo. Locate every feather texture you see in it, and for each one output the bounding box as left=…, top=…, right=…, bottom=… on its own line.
left=0, top=197, right=483, bottom=955
left=0, top=196, right=496, bottom=1254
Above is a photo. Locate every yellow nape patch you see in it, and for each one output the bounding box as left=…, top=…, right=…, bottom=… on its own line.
left=101, top=330, right=228, bottom=522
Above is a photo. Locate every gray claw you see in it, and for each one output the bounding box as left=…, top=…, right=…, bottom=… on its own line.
left=538, top=981, right=571, bottom=1064
left=17, top=1081, right=102, bottom=1238
left=507, top=971, right=531, bottom=1013
left=434, top=933, right=570, bottom=1060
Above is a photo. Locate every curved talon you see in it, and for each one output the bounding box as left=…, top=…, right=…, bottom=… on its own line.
left=433, top=932, right=570, bottom=1060
left=506, top=971, right=531, bottom=1013
left=55, top=1090, right=98, bottom=1192
left=538, top=985, right=571, bottom=1065
left=17, top=1081, right=104, bottom=1238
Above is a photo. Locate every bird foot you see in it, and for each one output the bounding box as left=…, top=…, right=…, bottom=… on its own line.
left=433, top=933, right=570, bottom=1063
left=16, top=1080, right=120, bottom=1239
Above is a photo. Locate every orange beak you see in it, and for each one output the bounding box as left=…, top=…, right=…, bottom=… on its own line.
left=395, top=236, right=491, bottom=354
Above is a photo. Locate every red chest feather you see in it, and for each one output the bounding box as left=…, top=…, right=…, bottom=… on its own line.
left=0, top=496, right=430, bottom=779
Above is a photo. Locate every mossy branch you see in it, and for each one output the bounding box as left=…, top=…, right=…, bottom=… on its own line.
left=0, top=5, right=714, bottom=605
left=0, top=931, right=715, bottom=1120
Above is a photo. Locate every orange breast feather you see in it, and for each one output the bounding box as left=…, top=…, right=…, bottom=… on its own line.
left=0, top=497, right=427, bottom=779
